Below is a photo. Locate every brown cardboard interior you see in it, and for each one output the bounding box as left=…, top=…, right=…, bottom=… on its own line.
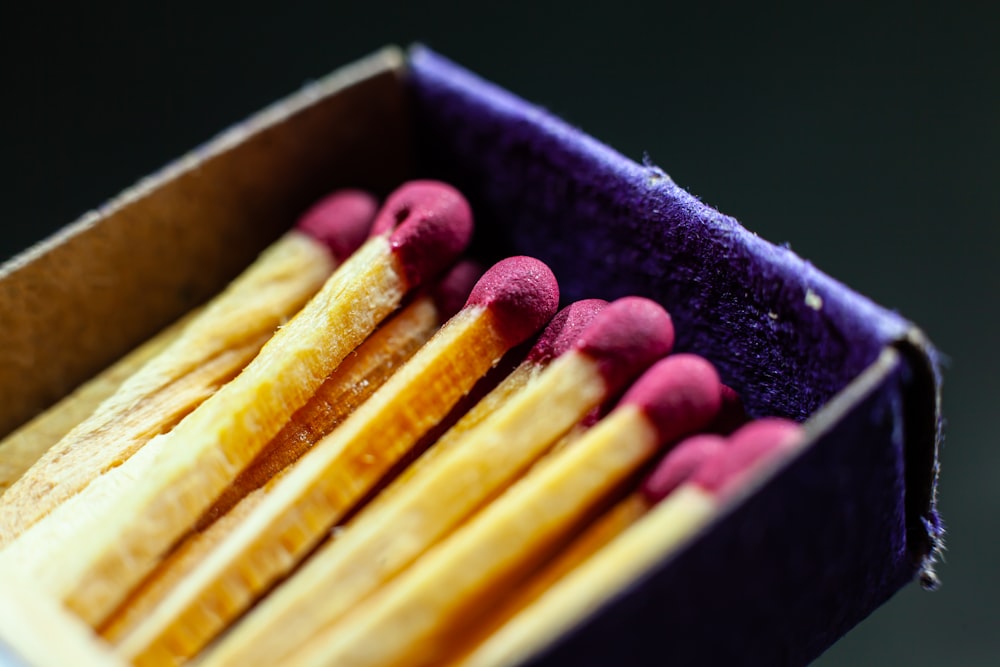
left=0, top=47, right=410, bottom=438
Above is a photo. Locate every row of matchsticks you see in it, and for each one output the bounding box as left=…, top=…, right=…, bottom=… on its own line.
left=0, top=181, right=804, bottom=667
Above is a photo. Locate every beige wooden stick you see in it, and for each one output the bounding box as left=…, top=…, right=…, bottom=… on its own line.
left=99, top=283, right=454, bottom=645
left=456, top=419, right=803, bottom=667
left=446, top=433, right=731, bottom=663
left=1, top=242, right=413, bottom=627
left=458, top=486, right=718, bottom=667
left=111, top=257, right=555, bottom=667
left=0, top=231, right=335, bottom=542
left=0, top=308, right=194, bottom=496
left=0, top=183, right=471, bottom=633
left=199, top=298, right=676, bottom=667
left=282, top=355, right=721, bottom=667
left=0, top=573, right=125, bottom=667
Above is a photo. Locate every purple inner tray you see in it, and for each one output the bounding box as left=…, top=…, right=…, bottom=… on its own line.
left=405, top=46, right=942, bottom=665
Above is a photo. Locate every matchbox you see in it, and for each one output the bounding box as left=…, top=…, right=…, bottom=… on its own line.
left=0, top=46, right=941, bottom=666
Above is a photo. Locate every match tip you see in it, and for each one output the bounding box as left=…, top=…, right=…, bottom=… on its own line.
left=706, top=384, right=749, bottom=435
left=619, top=354, right=722, bottom=444
left=295, top=189, right=379, bottom=261
left=465, top=256, right=560, bottom=347
left=428, top=260, right=485, bottom=320
left=641, top=434, right=727, bottom=504
left=371, top=180, right=474, bottom=288
left=692, top=418, right=804, bottom=498
left=526, top=299, right=609, bottom=365
left=574, top=297, right=675, bottom=392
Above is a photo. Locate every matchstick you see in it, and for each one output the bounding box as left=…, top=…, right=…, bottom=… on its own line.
left=0, top=307, right=197, bottom=495
left=282, top=354, right=723, bottom=667
left=97, top=261, right=482, bottom=645
left=442, top=432, right=728, bottom=663
left=111, top=256, right=558, bottom=666
left=0, top=180, right=473, bottom=628
left=455, top=418, right=804, bottom=667
left=0, top=573, right=126, bottom=667
left=0, top=189, right=378, bottom=542
left=200, top=297, right=676, bottom=667
left=706, top=384, right=749, bottom=435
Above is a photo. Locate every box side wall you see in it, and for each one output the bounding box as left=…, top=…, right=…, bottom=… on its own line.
left=0, top=48, right=412, bottom=437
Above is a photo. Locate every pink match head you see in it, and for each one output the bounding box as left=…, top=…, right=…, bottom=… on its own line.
left=526, top=299, right=609, bottom=365
left=618, top=354, right=722, bottom=444
left=295, top=189, right=379, bottom=262
left=428, top=260, right=485, bottom=320
left=370, top=181, right=474, bottom=288
left=573, top=297, right=675, bottom=393
left=706, top=384, right=749, bottom=435
left=692, top=418, right=804, bottom=499
left=464, top=256, right=560, bottom=348
left=641, top=433, right=727, bottom=504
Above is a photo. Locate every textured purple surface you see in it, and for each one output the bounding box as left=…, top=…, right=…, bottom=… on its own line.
left=407, top=47, right=909, bottom=422
left=405, top=47, right=942, bottom=666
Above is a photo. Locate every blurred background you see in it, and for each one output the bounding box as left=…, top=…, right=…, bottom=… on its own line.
left=1, top=2, right=995, bottom=663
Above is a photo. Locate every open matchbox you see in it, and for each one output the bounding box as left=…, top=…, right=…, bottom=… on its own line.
left=0, top=46, right=942, bottom=666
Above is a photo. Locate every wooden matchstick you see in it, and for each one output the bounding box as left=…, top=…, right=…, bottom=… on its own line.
left=0, top=308, right=197, bottom=495
left=200, top=297, right=677, bottom=667
left=0, top=573, right=126, bottom=667
left=0, top=189, right=379, bottom=542
left=281, top=354, right=723, bottom=667
left=98, top=261, right=482, bottom=646
left=455, top=419, right=804, bottom=667
left=0, top=180, right=473, bottom=629
left=110, top=256, right=558, bottom=666
left=443, top=432, right=728, bottom=663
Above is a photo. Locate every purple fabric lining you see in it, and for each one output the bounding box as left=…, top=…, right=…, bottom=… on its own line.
left=406, top=47, right=911, bottom=422
left=403, top=47, right=941, bottom=665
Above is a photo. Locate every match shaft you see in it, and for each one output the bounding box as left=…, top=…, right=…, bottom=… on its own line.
left=99, top=295, right=443, bottom=645
left=455, top=485, right=718, bottom=667
left=456, top=420, right=803, bottom=667
left=0, top=308, right=196, bottom=495
left=115, top=303, right=532, bottom=666
left=284, top=405, right=665, bottom=667
left=0, top=235, right=409, bottom=626
left=0, top=232, right=335, bottom=542
left=202, top=352, right=606, bottom=667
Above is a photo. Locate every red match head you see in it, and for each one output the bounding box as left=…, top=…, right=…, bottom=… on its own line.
left=692, top=418, right=804, bottom=499
left=526, top=299, right=609, bottom=365
left=464, top=256, right=560, bottom=348
left=370, top=181, right=474, bottom=288
left=706, top=384, right=749, bottom=435
left=295, top=189, right=379, bottom=262
left=574, top=297, right=675, bottom=393
left=618, top=354, right=722, bottom=444
left=641, top=433, right=727, bottom=504
left=428, top=260, right=485, bottom=320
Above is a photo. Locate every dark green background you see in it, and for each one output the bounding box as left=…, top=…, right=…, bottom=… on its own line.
left=2, top=3, right=996, bottom=663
